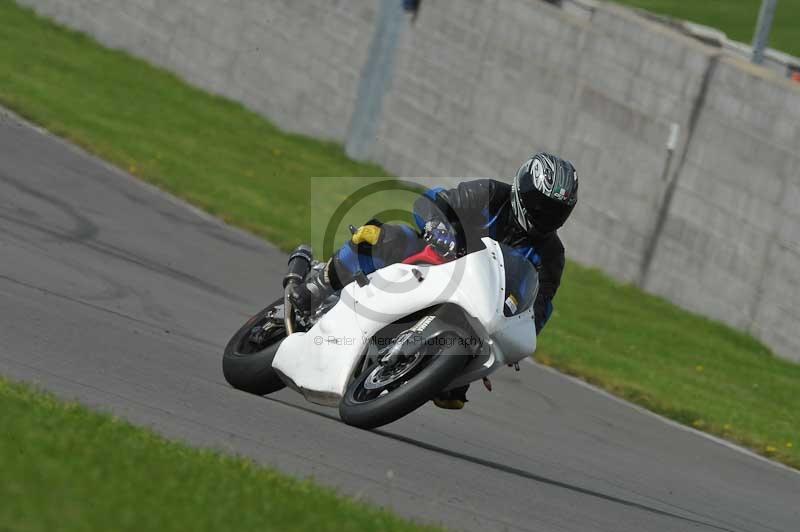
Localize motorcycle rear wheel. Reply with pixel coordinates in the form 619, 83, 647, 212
222, 298, 287, 395
339, 335, 467, 429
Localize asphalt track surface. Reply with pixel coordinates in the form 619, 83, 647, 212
1, 112, 798, 532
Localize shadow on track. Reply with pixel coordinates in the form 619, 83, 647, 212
264, 396, 748, 532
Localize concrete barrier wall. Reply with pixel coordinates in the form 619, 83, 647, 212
375, 1, 716, 287
647, 55, 800, 358
15, 0, 800, 361
17, 0, 378, 140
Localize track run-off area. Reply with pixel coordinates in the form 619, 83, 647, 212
0, 113, 798, 532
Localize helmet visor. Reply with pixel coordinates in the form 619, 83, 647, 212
519, 188, 575, 235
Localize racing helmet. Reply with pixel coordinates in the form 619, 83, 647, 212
511, 153, 578, 236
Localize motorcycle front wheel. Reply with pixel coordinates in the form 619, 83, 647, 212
339, 334, 468, 429
222, 298, 287, 396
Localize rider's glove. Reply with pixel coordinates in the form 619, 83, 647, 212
351, 225, 382, 246
423, 220, 457, 257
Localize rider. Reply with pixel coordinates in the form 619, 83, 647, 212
290, 152, 579, 409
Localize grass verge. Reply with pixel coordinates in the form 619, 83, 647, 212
535, 264, 799, 468
0, 378, 440, 532
0, 1, 388, 251
613, 0, 800, 57
0, 0, 797, 477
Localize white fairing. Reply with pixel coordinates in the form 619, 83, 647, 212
272, 238, 537, 406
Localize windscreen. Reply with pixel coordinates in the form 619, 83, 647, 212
500, 244, 540, 317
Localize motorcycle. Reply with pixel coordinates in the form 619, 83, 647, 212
222, 236, 539, 429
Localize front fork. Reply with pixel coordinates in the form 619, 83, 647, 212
282, 245, 314, 334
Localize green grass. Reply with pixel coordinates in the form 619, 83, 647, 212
535, 265, 800, 467
613, 0, 800, 57
0, 1, 389, 251
0, 378, 440, 532
0, 0, 797, 497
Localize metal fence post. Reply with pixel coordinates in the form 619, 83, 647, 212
752, 0, 778, 64
345, 0, 406, 162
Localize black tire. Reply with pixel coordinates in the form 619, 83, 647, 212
339, 337, 468, 429
223, 298, 287, 395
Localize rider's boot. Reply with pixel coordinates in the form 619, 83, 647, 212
433, 385, 469, 410
289, 261, 335, 316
